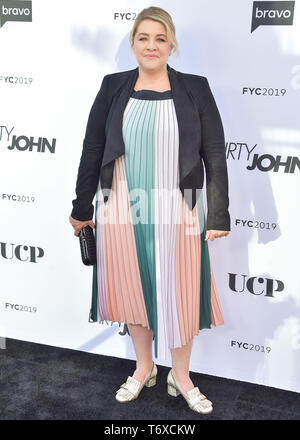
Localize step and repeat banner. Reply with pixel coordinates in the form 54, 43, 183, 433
1, 0, 299, 393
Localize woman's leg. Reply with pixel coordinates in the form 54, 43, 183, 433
170, 338, 196, 398
127, 324, 154, 385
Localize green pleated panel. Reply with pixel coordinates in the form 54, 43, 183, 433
197, 190, 212, 329
122, 98, 159, 357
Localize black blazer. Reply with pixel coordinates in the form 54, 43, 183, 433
71, 63, 230, 231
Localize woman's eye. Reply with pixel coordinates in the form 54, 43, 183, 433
139, 38, 166, 42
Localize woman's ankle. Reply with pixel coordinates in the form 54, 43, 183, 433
136, 360, 153, 372
133, 362, 153, 383
171, 368, 192, 383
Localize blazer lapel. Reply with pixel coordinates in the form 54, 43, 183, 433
168, 65, 202, 201
100, 68, 138, 197
100, 63, 202, 208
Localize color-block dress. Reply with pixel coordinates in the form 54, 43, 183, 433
90, 88, 224, 360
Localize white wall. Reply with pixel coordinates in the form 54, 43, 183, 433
0, 0, 299, 393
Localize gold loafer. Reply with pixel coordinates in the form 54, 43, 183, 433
167, 370, 213, 414
115, 362, 157, 402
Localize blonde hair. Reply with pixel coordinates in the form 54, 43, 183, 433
129, 6, 179, 56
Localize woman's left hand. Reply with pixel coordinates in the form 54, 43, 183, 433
205, 230, 230, 241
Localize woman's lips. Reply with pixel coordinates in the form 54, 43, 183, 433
144, 55, 158, 58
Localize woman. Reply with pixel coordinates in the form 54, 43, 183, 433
69, 6, 230, 415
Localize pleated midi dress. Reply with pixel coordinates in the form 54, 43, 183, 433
90, 88, 224, 360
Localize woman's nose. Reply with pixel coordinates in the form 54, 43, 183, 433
146, 39, 157, 50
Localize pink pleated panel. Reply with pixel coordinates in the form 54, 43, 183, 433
210, 258, 225, 326
175, 195, 201, 347
102, 156, 150, 328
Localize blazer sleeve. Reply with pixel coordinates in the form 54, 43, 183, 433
198, 77, 231, 231
71, 75, 110, 221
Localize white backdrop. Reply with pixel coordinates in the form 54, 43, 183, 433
0, 0, 299, 393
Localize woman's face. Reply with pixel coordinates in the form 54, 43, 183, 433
132, 19, 172, 72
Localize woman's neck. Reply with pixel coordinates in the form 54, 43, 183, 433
135, 65, 170, 91
138, 65, 168, 82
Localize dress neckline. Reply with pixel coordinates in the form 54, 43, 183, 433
133, 89, 171, 93
131, 89, 172, 101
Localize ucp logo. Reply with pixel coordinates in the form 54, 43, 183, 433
0, 0, 32, 28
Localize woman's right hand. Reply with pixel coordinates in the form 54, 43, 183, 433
69, 215, 95, 237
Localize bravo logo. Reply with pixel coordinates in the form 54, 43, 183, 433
251, 1, 295, 33
0, 0, 32, 28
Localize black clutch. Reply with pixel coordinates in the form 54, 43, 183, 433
79, 225, 96, 266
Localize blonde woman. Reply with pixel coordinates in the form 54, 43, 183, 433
70, 6, 230, 415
